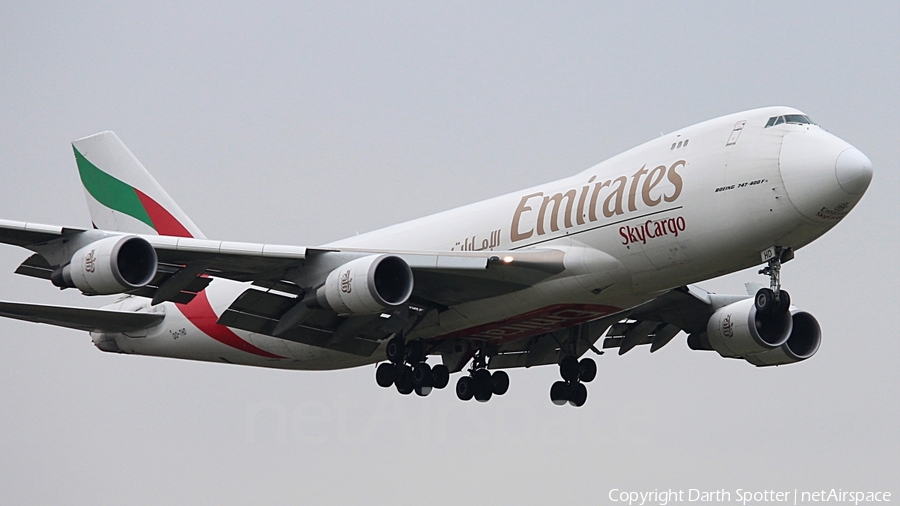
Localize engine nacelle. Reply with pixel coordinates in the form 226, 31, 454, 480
705, 297, 793, 358
53, 236, 158, 295
744, 310, 822, 366
316, 254, 413, 315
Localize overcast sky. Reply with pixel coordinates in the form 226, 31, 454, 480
0, 2, 897, 505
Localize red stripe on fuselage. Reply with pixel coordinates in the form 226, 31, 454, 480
177, 290, 285, 359
446, 304, 622, 344
134, 189, 193, 238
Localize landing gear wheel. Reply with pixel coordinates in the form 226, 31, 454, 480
412, 362, 433, 387
579, 358, 597, 383
386, 337, 406, 364
550, 381, 570, 406
414, 385, 432, 397
456, 376, 475, 401
474, 386, 493, 402
406, 339, 426, 364
755, 288, 776, 314
395, 366, 414, 395
491, 370, 510, 395
431, 364, 450, 389
560, 355, 580, 383
375, 362, 397, 388
472, 369, 493, 402
777, 290, 791, 313
568, 383, 588, 407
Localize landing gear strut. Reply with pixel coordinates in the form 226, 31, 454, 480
455, 350, 509, 403
375, 336, 450, 397
757, 247, 792, 314
546, 326, 599, 407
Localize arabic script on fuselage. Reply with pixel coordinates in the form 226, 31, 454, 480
452, 229, 502, 251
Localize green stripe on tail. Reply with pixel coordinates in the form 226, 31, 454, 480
73, 146, 155, 230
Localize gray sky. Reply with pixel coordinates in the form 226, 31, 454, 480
0, 2, 897, 504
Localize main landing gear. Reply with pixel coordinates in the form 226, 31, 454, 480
455, 351, 509, 403
550, 355, 596, 407
375, 337, 450, 397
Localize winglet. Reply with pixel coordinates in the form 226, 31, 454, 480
72, 131, 205, 239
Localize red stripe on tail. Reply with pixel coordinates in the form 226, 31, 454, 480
134, 189, 193, 238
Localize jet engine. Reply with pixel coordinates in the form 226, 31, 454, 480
316, 254, 413, 315
705, 297, 793, 358
51, 235, 158, 295
744, 310, 822, 366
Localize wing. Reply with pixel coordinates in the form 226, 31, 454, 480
1, 218, 565, 305
483, 285, 748, 371
0, 300, 163, 333
1, 219, 567, 356
599, 284, 747, 355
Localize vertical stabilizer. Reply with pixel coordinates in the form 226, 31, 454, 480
72, 131, 205, 239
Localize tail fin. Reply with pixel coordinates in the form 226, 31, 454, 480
72, 131, 205, 239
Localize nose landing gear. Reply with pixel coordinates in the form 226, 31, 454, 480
757, 246, 794, 314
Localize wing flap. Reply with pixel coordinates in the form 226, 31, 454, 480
216, 289, 381, 357
15, 253, 54, 280
0, 301, 164, 333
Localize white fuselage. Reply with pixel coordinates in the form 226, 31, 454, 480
95, 106, 869, 370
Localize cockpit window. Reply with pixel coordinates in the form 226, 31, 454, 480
784, 114, 812, 124
765, 114, 815, 128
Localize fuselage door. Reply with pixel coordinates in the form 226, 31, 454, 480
726, 120, 747, 146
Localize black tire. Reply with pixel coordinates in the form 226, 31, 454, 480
474, 387, 493, 402
386, 337, 406, 364
755, 288, 776, 314
560, 355, 580, 382
395, 366, 414, 395
550, 381, 569, 406
431, 364, 450, 389
777, 290, 791, 314
375, 362, 397, 388
491, 370, 510, 395
472, 369, 493, 402
414, 385, 432, 397
406, 339, 426, 364
579, 358, 597, 383
568, 382, 588, 407
456, 376, 475, 401
412, 362, 433, 387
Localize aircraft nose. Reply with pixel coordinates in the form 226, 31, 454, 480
834, 147, 873, 196
779, 130, 873, 222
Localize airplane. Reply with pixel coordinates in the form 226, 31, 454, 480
0, 106, 873, 407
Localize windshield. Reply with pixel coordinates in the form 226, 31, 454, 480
766, 114, 815, 128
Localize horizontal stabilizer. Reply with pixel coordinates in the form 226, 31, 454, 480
0, 301, 164, 333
